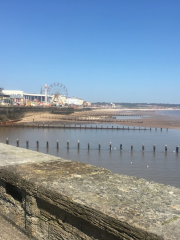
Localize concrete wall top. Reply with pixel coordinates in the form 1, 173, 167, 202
0, 143, 70, 167
0, 143, 180, 239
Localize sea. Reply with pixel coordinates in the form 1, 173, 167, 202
0, 110, 180, 188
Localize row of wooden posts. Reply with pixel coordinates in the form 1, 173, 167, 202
0, 122, 169, 132
2, 123, 169, 133
5, 138, 179, 153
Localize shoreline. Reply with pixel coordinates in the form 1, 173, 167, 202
17, 108, 180, 130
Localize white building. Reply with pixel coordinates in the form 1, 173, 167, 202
66, 97, 83, 106
2, 90, 52, 103
2, 90, 84, 106
2, 90, 24, 99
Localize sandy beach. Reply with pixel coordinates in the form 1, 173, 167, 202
18, 108, 180, 130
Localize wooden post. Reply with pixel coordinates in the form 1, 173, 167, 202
165, 145, 167, 152
88, 142, 90, 150
26, 141, 29, 148
17, 139, 19, 147
37, 141, 39, 148
57, 140, 59, 149
78, 140, 80, 149
99, 142, 101, 150
131, 145, 133, 151
153, 145, 156, 152
46, 141, 49, 148
6, 138, 9, 144
109, 142, 112, 151
67, 140, 69, 149
176, 146, 179, 153
142, 144, 144, 152
120, 144, 122, 151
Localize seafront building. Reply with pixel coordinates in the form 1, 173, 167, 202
66, 96, 84, 106
1, 90, 51, 105
0, 89, 84, 107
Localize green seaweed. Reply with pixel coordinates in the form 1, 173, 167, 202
162, 217, 179, 225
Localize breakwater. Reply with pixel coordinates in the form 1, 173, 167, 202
0, 143, 180, 239
5, 137, 179, 153
1, 122, 150, 130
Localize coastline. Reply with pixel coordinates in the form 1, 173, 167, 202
18, 108, 180, 130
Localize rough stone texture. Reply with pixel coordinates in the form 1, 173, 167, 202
0, 214, 30, 240
0, 143, 180, 239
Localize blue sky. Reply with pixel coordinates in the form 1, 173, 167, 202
0, 0, 180, 103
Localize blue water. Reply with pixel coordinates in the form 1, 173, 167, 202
113, 115, 149, 120
0, 125, 180, 188
157, 110, 180, 118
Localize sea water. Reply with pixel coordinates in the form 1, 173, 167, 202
0, 121, 180, 188
157, 109, 180, 118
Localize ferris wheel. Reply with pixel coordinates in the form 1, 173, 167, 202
48, 83, 68, 104
49, 83, 68, 97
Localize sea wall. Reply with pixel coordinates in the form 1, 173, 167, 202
0, 143, 180, 239
0, 106, 74, 121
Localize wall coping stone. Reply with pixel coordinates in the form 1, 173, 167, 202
0, 143, 180, 239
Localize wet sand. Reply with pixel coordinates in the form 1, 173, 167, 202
19, 109, 180, 130
119, 111, 180, 129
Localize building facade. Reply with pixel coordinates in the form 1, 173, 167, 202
1, 90, 84, 107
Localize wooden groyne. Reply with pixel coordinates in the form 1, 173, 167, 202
40, 115, 144, 123
0, 122, 152, 130
5, 138, 179, 153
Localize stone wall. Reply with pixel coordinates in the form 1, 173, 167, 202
0, 143, 180, 239
0, 106, 74, 121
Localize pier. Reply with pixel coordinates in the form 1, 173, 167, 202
0, 143, 180, 239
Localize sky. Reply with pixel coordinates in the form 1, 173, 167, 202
0, 0, 180, 103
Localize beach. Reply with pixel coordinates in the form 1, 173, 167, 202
18, 108, 180, 130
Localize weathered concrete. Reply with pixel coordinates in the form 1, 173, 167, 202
0, 143, 180, 239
